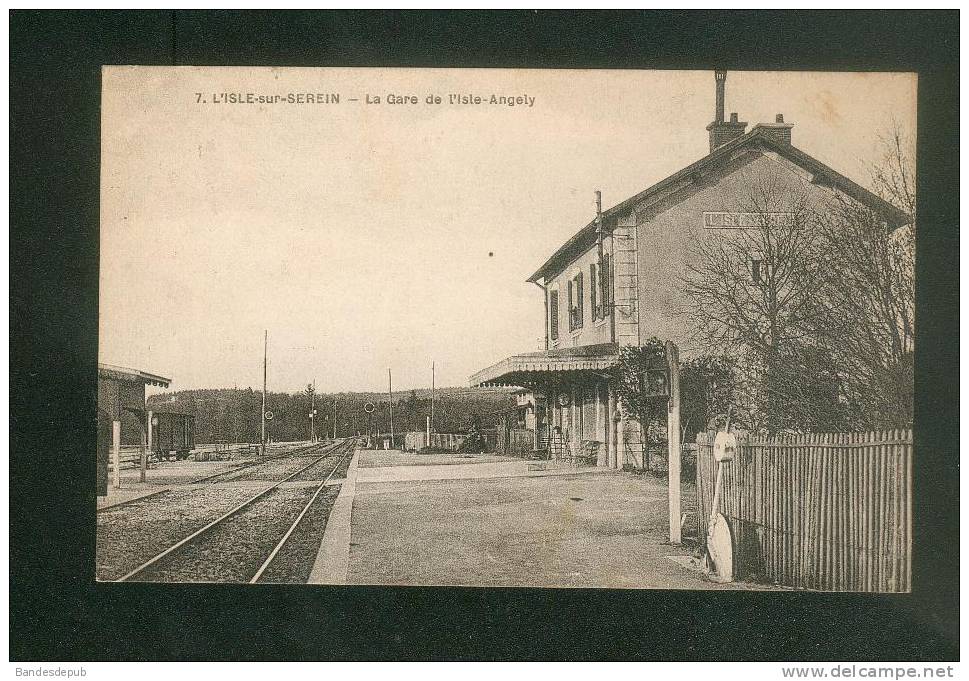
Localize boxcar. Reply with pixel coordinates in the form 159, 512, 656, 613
150, 411, 196, 460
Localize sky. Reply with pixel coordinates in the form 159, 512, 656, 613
99, 67, 916, 394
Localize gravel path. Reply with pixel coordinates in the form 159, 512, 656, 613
96, 486, 258, 581
134, 485, 316, 583
255, 485, 341, 583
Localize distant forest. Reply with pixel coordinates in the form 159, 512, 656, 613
147, 386, 516, 444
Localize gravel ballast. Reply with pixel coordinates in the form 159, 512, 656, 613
289, 445, 353, 482
134, 485, 316, 583
97, 486, 260, 581
255, 484, 341, 583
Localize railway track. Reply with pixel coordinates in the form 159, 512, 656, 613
190, 439, 341, 484
97, 440, 342, 515
190, 440, 343, 485
115, 439, 356, 583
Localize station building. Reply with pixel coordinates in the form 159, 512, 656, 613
471, 70, 910, 468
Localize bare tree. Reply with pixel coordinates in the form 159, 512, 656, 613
814, 126, 915, 428
681, 168, 842, 433
680, 128, 915, 432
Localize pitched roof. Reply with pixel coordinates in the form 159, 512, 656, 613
527, 127, 913, 284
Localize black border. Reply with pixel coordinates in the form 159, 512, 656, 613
10, 10, 959, 661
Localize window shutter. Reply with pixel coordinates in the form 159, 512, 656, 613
567, 280, 573, 331
590, 263, 598, 320
549, 291, 559, 340
576, 272, 584, 328
602, 254, 611, 311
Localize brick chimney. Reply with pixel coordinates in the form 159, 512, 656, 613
706, 70, 747, 152
753, 114, 794, 145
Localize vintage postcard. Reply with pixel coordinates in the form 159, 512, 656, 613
97, 66, 916, 591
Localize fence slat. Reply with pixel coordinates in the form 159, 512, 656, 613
695, 429, 911, 592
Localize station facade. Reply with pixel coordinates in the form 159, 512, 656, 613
471, 71, 910, 469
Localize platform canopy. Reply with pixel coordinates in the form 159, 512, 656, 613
470, 343, 620, 389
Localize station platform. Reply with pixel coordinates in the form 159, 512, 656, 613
307, 448, 756, 590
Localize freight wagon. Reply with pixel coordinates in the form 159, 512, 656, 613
149, 410, 196, 460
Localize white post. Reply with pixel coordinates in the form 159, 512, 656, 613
112, 420, 121, 489
596, 382, 607, 467
426, 415, 431, 450
571, 384, 578, 459
607, 384, 618, 469
143, 410, 152, 483
388, 368, 394, 448
666, 340, 682, 545
261, 330, 267, 455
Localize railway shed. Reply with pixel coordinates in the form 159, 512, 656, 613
97, 363, 171, 495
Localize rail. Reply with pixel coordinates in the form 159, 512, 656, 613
115, 439, 352, 582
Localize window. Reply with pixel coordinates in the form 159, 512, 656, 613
549, 290, 559, 341
750, 256, 770, 284
590, 263, 598, 320
569, 271, 584, 331
591, 256, 611, 320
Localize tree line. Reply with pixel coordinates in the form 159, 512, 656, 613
147, 385, 516, 444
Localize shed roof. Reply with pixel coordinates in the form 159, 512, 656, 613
527, 127, 912, 284
98, 363, 171, 388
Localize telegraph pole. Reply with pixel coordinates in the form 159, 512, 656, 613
388, 368, 395, 448
261, 330, 267, 454
595, 189, 604, 269
430, 361, 435, 436
310, 379, 316, 443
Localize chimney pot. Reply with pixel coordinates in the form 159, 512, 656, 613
706, 70, 747, 152
776, 114, 784, 123
714, 71, 726, 123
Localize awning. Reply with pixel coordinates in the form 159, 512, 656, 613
470, 343, 620, 388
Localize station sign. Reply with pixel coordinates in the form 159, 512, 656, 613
702, 211, 793, 229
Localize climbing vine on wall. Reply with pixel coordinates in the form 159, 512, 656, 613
614, 338, 670, 468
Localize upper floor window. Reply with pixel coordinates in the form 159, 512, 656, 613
749, 250, 770, 285
591, 254, 611, 321
750, 258, 763, 284
590, 263, 598, 320
549, 290, 559, 341
568, 271, 584, 332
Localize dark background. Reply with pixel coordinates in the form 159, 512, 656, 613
10, 10, 959, 661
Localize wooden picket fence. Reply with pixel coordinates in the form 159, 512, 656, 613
696, 429, 912, 592
401, 430, 499, 452
105, 445, 144, 471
